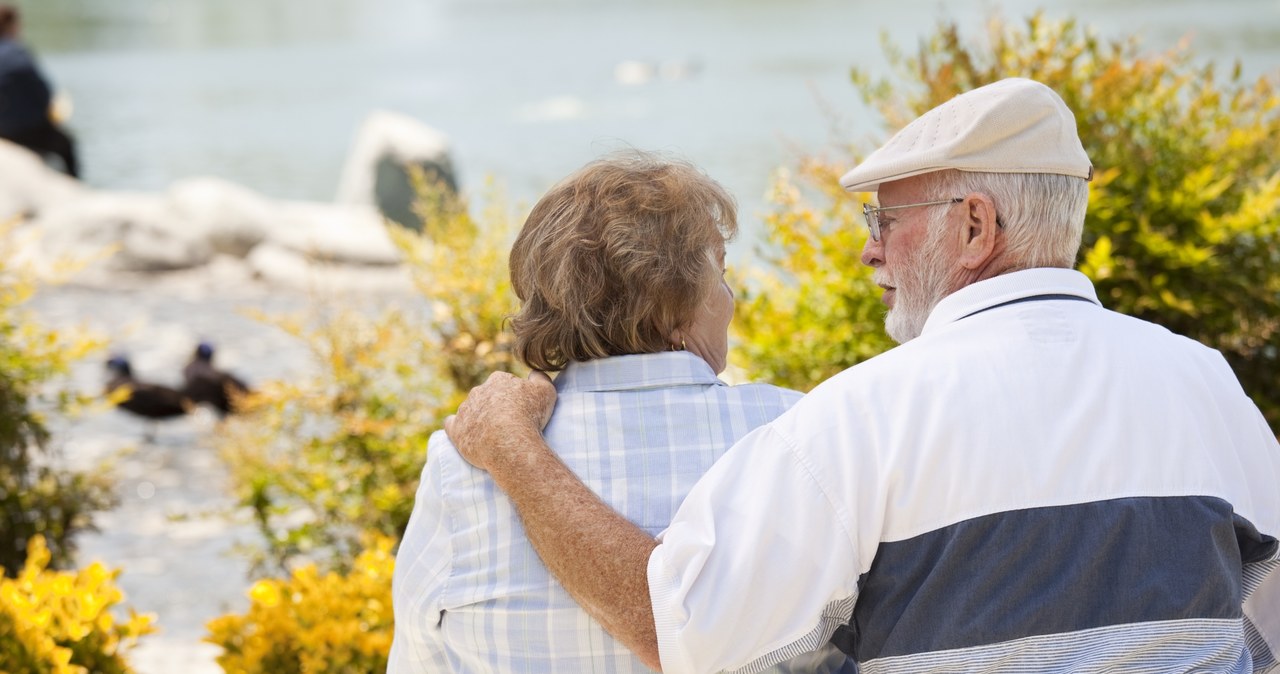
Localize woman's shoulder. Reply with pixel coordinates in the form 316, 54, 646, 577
424, 427, 496, 492
720, 380, 805, 414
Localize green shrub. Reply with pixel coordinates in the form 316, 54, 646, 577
0, 535, 155, 674
736, 13, 1280, 436
218, 306, 450, 573
218, 183, 524, 573
0, 223, 115, 576
730, 161, 893, 390
863, 13, 1280, 433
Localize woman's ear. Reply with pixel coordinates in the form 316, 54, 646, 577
957, 192, 1000, 270
667, 328, 685, 351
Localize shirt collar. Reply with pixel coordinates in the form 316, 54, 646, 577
921, 268, 1101, 336
553, 351, 725, 393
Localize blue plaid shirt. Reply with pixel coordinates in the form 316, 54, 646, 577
390, 351, 807, 672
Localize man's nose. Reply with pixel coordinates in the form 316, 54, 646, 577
860, 234, 883, 268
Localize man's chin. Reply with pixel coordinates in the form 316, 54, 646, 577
885, 309, 923, 344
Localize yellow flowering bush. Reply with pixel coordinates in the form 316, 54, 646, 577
0, 535, 154, 674
204, 535, 395, 674
393, 175, 525, 401
219, 305, 452, 574
730, 161, 894, 390
850, 12, 1280, 432
0, 221, 114, 576
218, 180, 524, 573
736, 14, 1280, 439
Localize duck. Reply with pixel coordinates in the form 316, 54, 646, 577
181, 342, 251, 416
105, 355, 191, 440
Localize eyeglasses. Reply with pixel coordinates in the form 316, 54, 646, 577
862, 197, 963, 242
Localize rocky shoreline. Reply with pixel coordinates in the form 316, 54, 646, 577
2, 109, 455, 291
7, 110, 456, 673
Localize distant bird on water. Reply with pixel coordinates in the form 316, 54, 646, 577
105, 355, 191, 440
181, 342, 251, 416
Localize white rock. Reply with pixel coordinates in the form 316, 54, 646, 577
0, 139, 86, 221
246, 241, 411, 293
267, 200, 401, 266
32, 191, 213, 272
166, 177, 272, 257
334, 110, 456, 230
244, 242, 313, 287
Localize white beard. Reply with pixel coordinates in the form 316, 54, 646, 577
879, 222, 963, 344
884, 288, 934, 343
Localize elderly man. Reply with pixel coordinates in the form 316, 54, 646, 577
443, 78, 1280, 673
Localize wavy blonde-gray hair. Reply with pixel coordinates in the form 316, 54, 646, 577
510, 151, 737, 371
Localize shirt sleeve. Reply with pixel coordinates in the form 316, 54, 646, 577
648, 424, 863, 674
389, 430, 456, 672
1244, 557, 1280, 673
1241, 404, 1280, 673
1221, 356, 1280, 673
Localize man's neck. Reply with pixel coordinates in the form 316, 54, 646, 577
954, 252, 1019, 290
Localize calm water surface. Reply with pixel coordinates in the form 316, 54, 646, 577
11, 0, 1280, 255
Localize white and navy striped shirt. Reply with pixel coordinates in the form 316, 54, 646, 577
650, 268, 1280, 673
390, 351, 817, 673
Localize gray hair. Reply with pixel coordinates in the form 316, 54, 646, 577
920, 170, 1089, 269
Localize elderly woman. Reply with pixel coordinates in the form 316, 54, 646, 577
390, 152, 847, 672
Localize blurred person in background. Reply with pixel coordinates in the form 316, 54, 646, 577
390, 150, 852, 673
0, 3, 78, 178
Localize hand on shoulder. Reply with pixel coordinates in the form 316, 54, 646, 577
445, 370, 557, 472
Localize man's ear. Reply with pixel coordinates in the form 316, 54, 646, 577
957, 192, 1000, 270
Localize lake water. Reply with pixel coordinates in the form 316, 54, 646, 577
14, 0, 1280, 259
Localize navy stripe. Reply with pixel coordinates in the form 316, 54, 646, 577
848, 496, 1253, 661
958, 293, 1094, 320
1236, 514, 1279, 566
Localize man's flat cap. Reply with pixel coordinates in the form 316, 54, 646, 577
839, 78, 1093, 193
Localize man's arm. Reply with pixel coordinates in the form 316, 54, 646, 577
444, 371, 663, 670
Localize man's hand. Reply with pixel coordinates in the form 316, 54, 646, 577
444, 368, 661, 669
445, 370, 557, 472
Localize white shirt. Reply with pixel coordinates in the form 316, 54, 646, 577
390, 351, 811, 673
648, 268, 1280, 674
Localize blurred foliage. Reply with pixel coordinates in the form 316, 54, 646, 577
218, 178, 523, 574
0, 222, 116, 577
205, 534, 394, 674
218, 305, 447, 574
0, 535, 154, 674
737, 13, 1280, 435
862, 13, 1280, 433
394, 172, 525, 399
730, 163, 894, 389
